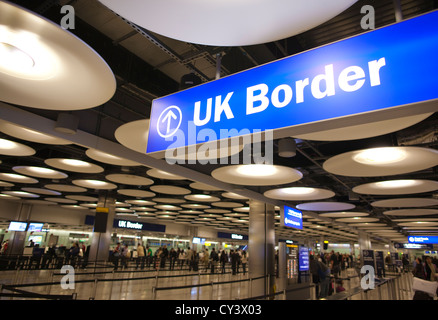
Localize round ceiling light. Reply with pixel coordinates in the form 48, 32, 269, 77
2, 191, 39, 198
105, 174, 154, 186
72, 179, 117, 190
150, 185, 191, 195
44, 184, 86, 193
147, 168, 185, 180
0, 138, 35, 156
296, 202, 355, 211
211, 164, 302, 186
335, 217, 379, 223
117, 189, 155, 198
264, 187, 335, 201
353, 179, 438, 195
371, 198, 438, 208
0, 173, 38, 184
0, 1, 116, 110
153, 198, 186, 204
383, 209, 438, 216
86, 149, 139, 166
0, 120, 71, 145
323, 146, 438, 177
21, 187, 61, 196
318, 211, 369, 218
45, 158, 103, 173
98, 0, 357, 46
184, 194, 221, 202
189, 182, 222, 191
13, 166, 67, 179
293, 113, 433, 141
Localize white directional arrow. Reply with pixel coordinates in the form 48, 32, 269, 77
161, 110, 177, 135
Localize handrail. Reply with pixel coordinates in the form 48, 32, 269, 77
0, 284, 76, 300
245, 283, 315, 300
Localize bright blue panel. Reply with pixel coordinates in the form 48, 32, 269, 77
283, 206, 303, 230
147, 11, 438, 154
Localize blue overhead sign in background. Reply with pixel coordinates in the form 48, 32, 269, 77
281, 206, 303, 230
147, 11, 438, 154
408, 236, 438, 244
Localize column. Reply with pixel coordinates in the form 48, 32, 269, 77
248, 200, 275, 298
7, 203, 32, 256
358, 231, 371, 267
88, 193, 116, 262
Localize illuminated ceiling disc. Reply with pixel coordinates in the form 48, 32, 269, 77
264, 187, 335, 201
2, 191, 39, 198
335, 217, 379, 223
0, 120, 71, 145
296, 202, 355, 211
45, 158, 103, 173
0, 181, 14, 187
319, 211, 369, 218
98, 0, 357, 46
66, 195, 98, 202
189, 182, 222, 191
150, 185, 191, 195
115, 119, 150, 154
323, 146, 438, 177
352, 179, 438, 195
117, 189, 155, 198
12, 166, 67, 179
211, 165, 302, 186
222, 192, 248, 200
293, 113, 433, 141
383, 209, 438, 216
349, 223, 388, 228
147, 168, 185, 180
211, 202, 244, 208
153, 198, 186, 204
21, 187, 61, 196
398, 221, 438, 227
45, 184, 86, 193
184, 194, 220, 202
72, 179, 117, 190
165, 141, 245, 162
86, 148, 139, 166
105, 174, 154, 186
45, 197, 77, 204
371, 198, 438, 208
0, 138, 35, 156
0, 173, 38, 184
0, 1, 116, 110
125, 199, 156, 206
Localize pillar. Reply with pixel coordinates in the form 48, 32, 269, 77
7, 203, 32, 255
248, 200, 275, 297
88, 193, 116, 262
358, 231, 371, 267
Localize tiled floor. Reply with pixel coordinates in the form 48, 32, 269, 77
0, 266, 415, 300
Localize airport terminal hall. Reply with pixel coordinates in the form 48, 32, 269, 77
1, 0, 438, 305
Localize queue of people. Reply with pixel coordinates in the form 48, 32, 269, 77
111, 243, 249, 275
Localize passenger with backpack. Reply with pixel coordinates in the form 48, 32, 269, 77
318, 256, 331, 299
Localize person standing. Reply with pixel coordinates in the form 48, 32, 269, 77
241, 251, 248, 275
169, 248, 177, 271
220, 250, 228, 274
136, 243, 145, 270
230, 250, 239, 275
210, 248, 219, 274
186, 247, 194, 271
309, 255, 320, 298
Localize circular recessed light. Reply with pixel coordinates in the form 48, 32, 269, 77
13, 166, 67, 179
296, 202, 355, 211
264, 187, 334, 201
0, 193, 20, 200
45, 197, 77, 204
154, 205, 182, 211
72, 179, 117, 190
45, 184, 86, 193
0, 120, 71, 145
21, 187, 61, 196
114, 119, 150, 154
383, 209, 438, 216
293, 113, 433, 141
86, 148, 139, 166
45, 158, 104, 173
189, 182, 222, 191
0, 173, 38, 184
0, 138, 35, 156
61, 205, 88, 210
371, 198, 438, 208
117, 189, 155, 198
211, 164, 302, 186
66, 195, 98, 202
335, 217, 379, 223
181, 204, 210, 209
146, 168, 185, 180
150, 185, 191, 195
353, 179, 438, 195
153, 198, 186, 204
125, 199, 157, 206
222, 192, 248, 200
212, 202, 244, 208
0, 1, 116, 110
105, 174, 154, 186
99, 0, 357, 46
184, 194, 220, 202
2, 191, 39, 198
319, 211, 369, 218
323, 147, 438, 177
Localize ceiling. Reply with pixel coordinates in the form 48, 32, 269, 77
1, 0, 438, 245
